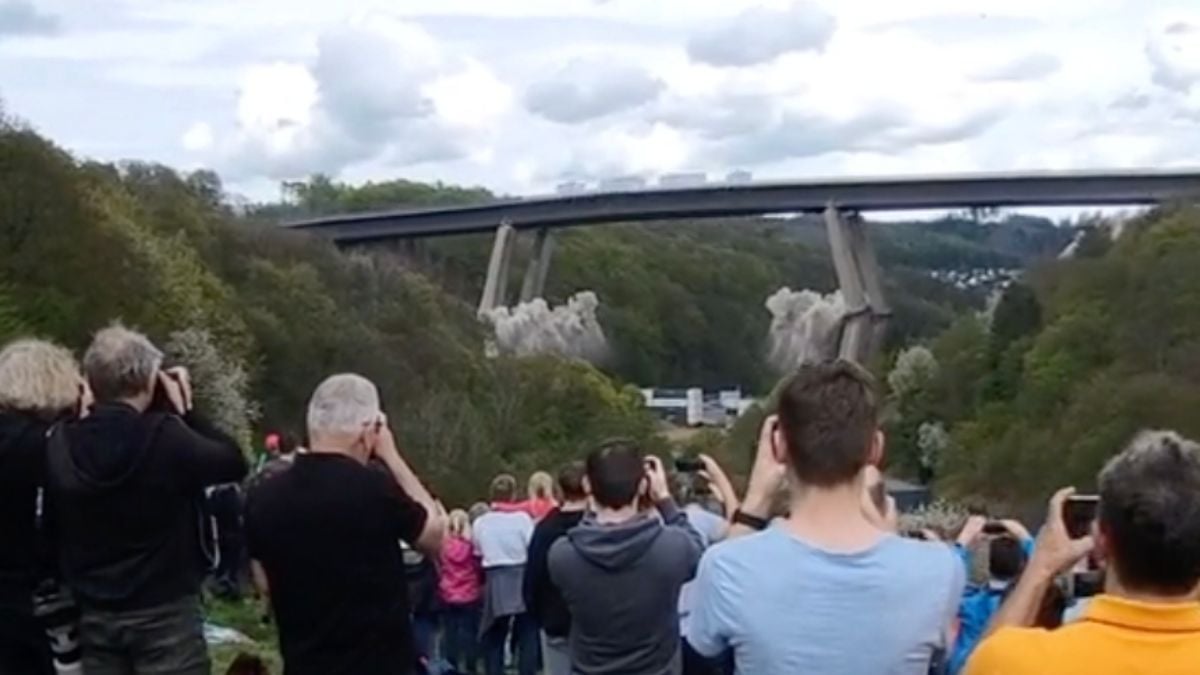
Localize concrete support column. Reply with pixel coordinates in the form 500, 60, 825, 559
518, 227, 554, 304
825, 205, 890, 364
826, 205, 870, 363
846, 213, 892, 358
478, 221, 516, 315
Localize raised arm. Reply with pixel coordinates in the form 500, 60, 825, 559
728, 415, 788, 539
647, 456, 704, 572
159, 368, 248, 487
373, 420, 446, 555
984, 488, 1093, 638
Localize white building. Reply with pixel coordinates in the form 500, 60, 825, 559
640, 387, 754, 427
659, 172, 707, 188
599, 176, 647, 192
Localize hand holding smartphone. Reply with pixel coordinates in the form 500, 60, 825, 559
1063, 495, 1099, 539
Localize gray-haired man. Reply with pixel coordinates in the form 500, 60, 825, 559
46, 324, 248, 675
245, 373, 446, 675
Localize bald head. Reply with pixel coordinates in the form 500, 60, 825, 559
306, 374, 381, 451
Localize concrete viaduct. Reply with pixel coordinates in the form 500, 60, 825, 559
284, 169, 1200, 364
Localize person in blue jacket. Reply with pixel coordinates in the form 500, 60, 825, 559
949, 516, 1034, 674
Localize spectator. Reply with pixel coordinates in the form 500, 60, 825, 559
549, 441, 704, 675
440, 509, 483, 675
45, 325, 248, 675
403, 541, 441, 665
687, 361, 964, 674
948, 516, 1032, 673
675, 455, 738, 675
472, 475, 537, 675
206, 483, 248, 600
224, 652, 270, 675
522, 471, 558, 521
251, 431, 300, 486
244, 373, 445, 675
524, 462, 588, 675
966, 430, 1200, 674
0, 339, 86, 675
468, 502, 490, 524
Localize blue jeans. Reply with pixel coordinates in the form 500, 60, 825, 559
442, 603, 480, 674
482, 613, 537, 675
413, 611, 440, 663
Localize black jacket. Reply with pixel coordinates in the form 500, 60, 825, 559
46, 403, 247, 610
0, 412, 52, 610
524, 507, 585, 638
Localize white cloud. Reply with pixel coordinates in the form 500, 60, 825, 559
687, 1, 835, 67
2, 0, 1198, 198
181, 121, 214, 151
525, 59, 663, 123
198, 15, 511, 180
1146, 18, 1200, 93
973, 52, 1060, 82
0, 0, 58, 37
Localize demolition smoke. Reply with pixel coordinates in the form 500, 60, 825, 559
483, 291, 608, 363
764, 287, 845, 372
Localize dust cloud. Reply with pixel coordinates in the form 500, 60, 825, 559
764, 287, 844, 372
483, 291, 608, 362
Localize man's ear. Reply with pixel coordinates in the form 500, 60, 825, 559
867, 430, 886, 467
771, 419, 787, 465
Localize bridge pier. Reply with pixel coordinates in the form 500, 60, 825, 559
478, 221, 516, 315
519, 227, 554, 303
825, 205, 891, 364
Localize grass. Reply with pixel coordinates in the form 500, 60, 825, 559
204, 594, 283, 674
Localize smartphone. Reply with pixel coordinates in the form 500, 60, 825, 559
1063, 495, 1099, 539
674, 457, 704, 473
982, 521, 1008, 536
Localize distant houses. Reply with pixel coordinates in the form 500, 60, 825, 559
555, 170, 754, 196
640, 386, 755, 427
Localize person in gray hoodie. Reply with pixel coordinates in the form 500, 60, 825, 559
548, 439, 704, 675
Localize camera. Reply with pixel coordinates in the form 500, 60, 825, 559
674, 457, 704, 473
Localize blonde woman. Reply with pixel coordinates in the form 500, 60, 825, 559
0, 338, 86, 675
522, 471, 558, 521
439, 509, 482, 674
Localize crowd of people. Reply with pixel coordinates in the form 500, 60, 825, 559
4, 326, 1200, 675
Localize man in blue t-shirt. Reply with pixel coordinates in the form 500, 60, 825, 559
687, 361, 965, 674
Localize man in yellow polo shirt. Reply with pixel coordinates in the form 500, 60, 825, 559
966, 430, 1200, 675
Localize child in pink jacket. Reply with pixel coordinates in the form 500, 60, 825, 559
439, 510, 483, 674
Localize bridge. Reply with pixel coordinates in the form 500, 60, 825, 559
284, 169, 1200, 365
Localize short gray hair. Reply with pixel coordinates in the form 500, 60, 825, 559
306, 373, 381, 438
1098, 430, 1200, 594
84, 324, 162, 402
0, 339, 81, 418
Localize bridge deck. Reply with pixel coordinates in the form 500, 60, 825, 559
284, 170, 1200, 242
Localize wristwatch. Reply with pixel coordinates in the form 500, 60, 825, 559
732, 508, 770, 531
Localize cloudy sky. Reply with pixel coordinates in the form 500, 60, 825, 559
1, 0, 1198, 200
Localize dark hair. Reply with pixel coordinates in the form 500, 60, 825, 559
1098, 430, 1200, 595
558, 461, 587, 501
490, 474, 518, 503
1034, 581, 1066, 629
988, 536, 1026, 581
776, 360, 879, 486
278, 431, 298, 455
586, 438, 646, 509
225, 653, 270, 675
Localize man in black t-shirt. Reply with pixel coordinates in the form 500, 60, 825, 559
245, 374, 446, 675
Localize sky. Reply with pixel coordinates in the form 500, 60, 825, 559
1, 0, 1199, 201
